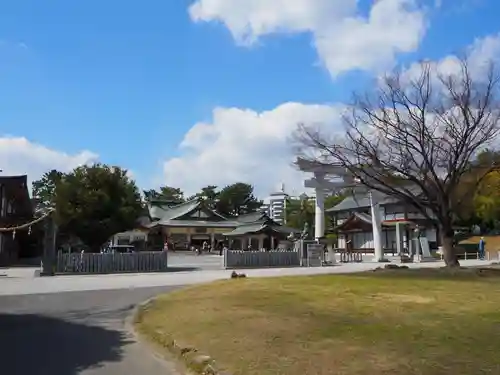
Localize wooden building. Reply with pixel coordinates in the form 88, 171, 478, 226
223, 211, 297, 250
328, 192, 439, 253
144, 199, 297, 250
0, 175, 33, 265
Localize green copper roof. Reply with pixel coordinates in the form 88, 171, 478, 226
147, 220, 238, 229
233, 211, 267, 223
148, 199, 227, 221
223, 222, 264, 236
149, 200, 199, 221
223, 219, 298, 236
146, 200, 298, 235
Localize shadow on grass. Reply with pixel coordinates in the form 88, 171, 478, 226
0, 312, 132, 375
354, 266, 500, 282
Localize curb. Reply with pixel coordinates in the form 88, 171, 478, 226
129, 292, 233, 375
126, 297, 189, 375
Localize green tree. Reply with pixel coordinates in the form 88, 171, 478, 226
285, 196, 314, 231
474, 171, 500, 229
54, 164, 143, 252
159, 186, 185, 203
143, 186, 185, 203
143, 189, 160, 201
453, 150, 500, 229
285, 193, 345, 232
325, 194, 345, 230
32, 169, 64, 212
217, 183, 262, 216
188, 185, 220, 209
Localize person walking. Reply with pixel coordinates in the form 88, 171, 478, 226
479, 237, 486, 260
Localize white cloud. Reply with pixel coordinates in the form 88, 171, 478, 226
402, 33, 500, 82
189, 0, 427, 77
0, 136, 98, 188
162, 102, 344, 196
161, 29, 500, 198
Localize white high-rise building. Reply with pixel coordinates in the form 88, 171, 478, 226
261, 183, 288, 224
261, 184, 316, 225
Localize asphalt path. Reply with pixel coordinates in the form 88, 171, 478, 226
0, 286, 183, 375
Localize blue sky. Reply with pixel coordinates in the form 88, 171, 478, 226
0, 0, 499, 197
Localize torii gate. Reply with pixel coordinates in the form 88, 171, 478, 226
296, 157, 386, 262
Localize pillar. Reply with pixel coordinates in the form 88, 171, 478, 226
369, 191, 384, 262
210, 232, 215, 249
41, 216, 57, 276
271, 236, 275, 250
395, 222, 404, 255
186, 229, 191, 248
258, 236, 264, 250
314, 186, 325, 241
414, 229, 421, 259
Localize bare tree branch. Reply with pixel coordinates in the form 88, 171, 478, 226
294, 57, 500, 267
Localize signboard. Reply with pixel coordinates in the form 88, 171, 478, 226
419, 237, 432, 257
307, 244, 324, 267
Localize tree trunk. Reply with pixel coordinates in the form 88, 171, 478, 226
440, 225, 460, 267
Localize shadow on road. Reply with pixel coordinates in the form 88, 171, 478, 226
0, 312, 132, 375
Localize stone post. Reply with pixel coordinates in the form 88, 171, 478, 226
210, 232, 215, 250
369, 191, 384, 262
41, 215, 57, 276
314, 189, 325, 241
395, 222, 404, 255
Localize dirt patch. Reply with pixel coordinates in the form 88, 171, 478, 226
371, 293, 434, 304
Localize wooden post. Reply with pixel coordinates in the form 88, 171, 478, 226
41, 215, 57, 276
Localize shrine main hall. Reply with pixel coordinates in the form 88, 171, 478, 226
141, 199, 296, 250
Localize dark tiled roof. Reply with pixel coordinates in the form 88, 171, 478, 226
327, 185, 422, 212
352, 212, 373, 224
332, 212, 393, 231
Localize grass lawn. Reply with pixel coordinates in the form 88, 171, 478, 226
135, 269, 500, 375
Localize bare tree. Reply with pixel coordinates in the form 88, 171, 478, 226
295, 58, 500, 267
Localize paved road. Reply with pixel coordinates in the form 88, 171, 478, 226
0, 258, 494, 296
0, 286, 183, 375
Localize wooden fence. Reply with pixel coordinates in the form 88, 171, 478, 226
224, 249, 300, 269
56, 251, 168, 274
